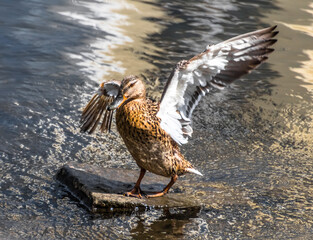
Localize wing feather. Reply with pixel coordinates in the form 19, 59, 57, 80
157, 26, 278, 145
80, 80, 121, 134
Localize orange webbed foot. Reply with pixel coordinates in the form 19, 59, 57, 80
145, 175, 178, 198
145, 191, 167, 198
123, 187, 145, 199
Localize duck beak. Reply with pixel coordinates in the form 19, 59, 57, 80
108, 95, 127, 110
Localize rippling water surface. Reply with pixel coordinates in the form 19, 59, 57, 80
1, 0, 312, 239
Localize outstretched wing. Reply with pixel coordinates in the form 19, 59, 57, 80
157, 25, 278, 145
80, 80, 121, 134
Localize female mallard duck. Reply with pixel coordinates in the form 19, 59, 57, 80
80, 26, 278, 198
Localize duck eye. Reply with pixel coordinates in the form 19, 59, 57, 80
128, 80, 137, 89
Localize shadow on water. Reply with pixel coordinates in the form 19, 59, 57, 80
129, 207, 201, 240
0, 0, 313, 239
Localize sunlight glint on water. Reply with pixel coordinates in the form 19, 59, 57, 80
58, 0, 167, 83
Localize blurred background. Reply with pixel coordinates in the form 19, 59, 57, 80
0, 0, 312, 239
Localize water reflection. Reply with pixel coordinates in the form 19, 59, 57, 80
261, 0, 313, 157
59, 0, 167, 82
292, 50, 313, 96
129, 208, 201, 239
275, 2, 313, 97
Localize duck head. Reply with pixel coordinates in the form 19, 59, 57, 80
108, 75, 146, 110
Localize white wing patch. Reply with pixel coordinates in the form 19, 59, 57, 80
157, 70, 190, 144
157, 26, 278, 145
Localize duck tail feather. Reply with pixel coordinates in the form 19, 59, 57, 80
186, 168, 203, 176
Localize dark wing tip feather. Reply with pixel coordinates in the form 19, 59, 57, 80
262, 25, 277, 34
271, 31, 279, 38
249, 57, 266, 68
268, 38, 278, 46
266, 48, 275, 54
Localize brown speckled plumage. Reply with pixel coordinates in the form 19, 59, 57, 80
116, 96, 192, 178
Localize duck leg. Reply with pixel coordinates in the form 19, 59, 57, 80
124, 168, 146, 198
146, 174, 178, 198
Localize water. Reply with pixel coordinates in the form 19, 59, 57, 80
0, 0, 312, 239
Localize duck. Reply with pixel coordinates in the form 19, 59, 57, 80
80, 26, 278, 198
